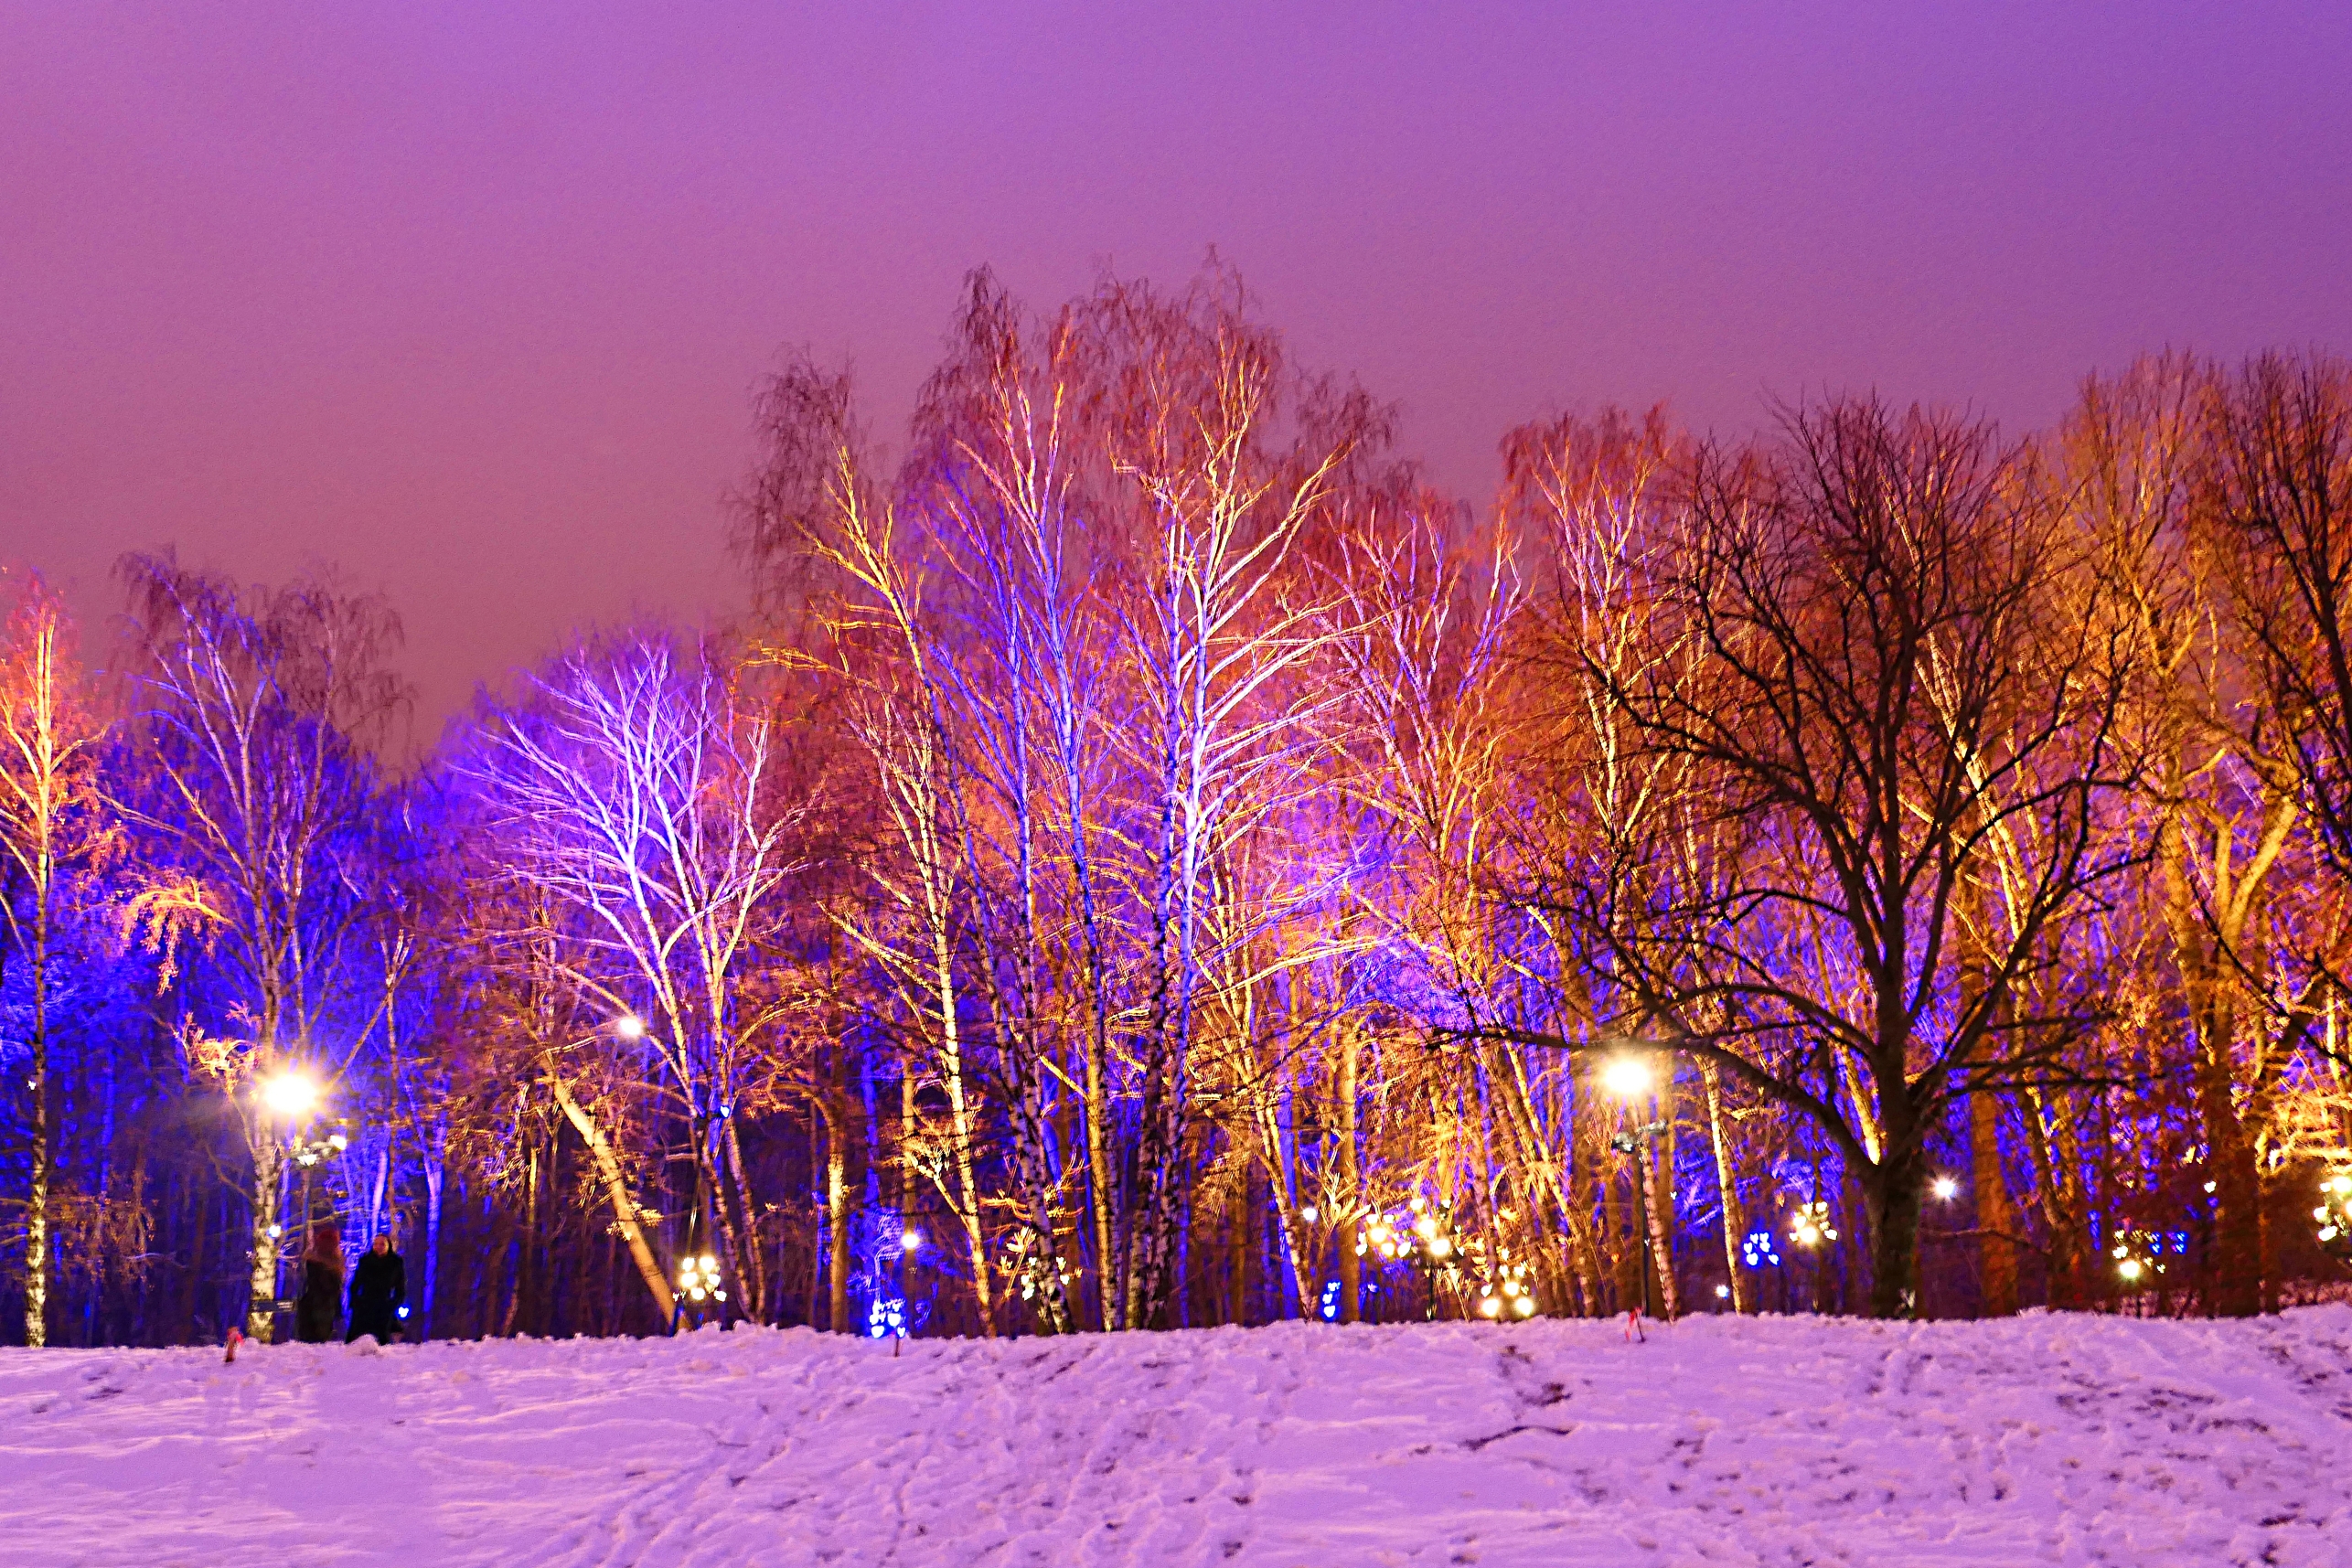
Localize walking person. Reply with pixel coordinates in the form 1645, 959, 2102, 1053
346, 1232, 407, 1344
294, 1220, 344, 1343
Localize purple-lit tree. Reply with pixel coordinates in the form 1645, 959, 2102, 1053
115, 554, 403, 1341
455, 632, 811, 1320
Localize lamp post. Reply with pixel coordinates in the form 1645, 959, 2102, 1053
617, 1012, 737, 1335
1789, 1198, 1840, 1314
897, 1225, 924, 1357
667, 1109, 732, 1335
1600, 1051, 1668, 1326
260, 1067, 345, 1339
1362, 1197, 1465, 1321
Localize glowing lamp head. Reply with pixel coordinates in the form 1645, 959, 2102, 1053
262, 1071, 319, 1119
1599, 1054, 1654, 1101
614, 1013, 647, 1040
900, 1229, 924, 1253
1931, 1176, 1959, 1201
2118, 1258, 2144, 1282
1479, 1295, 1501, 1317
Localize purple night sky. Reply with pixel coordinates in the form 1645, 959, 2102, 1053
5, 3, 2348, 740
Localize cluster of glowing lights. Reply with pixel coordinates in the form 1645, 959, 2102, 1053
677, 1252, 725, 1306
292, 1129, 348, 1168
2315, 1174, 2352, 1258
1789, 1200, 1837, 1250
1740, 1228, 1781, 1268
1477, 1261, 1537, 1319
2110, 1230, 2165, 1285
1008, 1233, 1074, 1304
1363, 1195, 1459, 1264
1359, 1196, 1538, 1318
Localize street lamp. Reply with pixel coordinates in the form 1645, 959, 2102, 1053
1363, 1197, 1467, 1320
1602, 1051, 1667, 1326
258, 1067, 345, 1339
898, 1225, 925, 1353
615, 1013, 732, 1336
1931, 1175, 1960, 1201
1789, 1199, 1840, 1314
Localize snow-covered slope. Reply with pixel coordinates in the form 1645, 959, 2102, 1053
5, 1307, 2349, 1567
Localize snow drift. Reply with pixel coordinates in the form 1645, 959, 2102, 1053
4, 1307, 2349, 1566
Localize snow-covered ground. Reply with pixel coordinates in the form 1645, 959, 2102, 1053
5, 1307, 2350, 1567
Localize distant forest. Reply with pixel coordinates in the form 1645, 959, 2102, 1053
5, 265, 2351, 1348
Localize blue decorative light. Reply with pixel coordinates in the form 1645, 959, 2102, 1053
1741, 1229, 1782, 1268
1319, 1280, 1342, 1321
867, 1296, 907, 1339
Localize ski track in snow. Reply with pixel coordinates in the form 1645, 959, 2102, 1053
4, 1307, 2349, 1567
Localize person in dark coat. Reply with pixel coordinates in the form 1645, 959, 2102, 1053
346, 1233, 406, 1344
294, 1220, 344, 1343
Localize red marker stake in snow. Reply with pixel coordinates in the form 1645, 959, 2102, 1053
223, 1328, 243, 1364
1622, 1309, 1645, 1344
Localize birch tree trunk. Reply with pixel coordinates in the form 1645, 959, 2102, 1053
549, 1074, 673, 1322
1704, 1063, 1748, 1314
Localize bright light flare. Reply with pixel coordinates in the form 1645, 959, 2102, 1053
1931, 1176, 1959, 1201
901, 1228, 925, 1253
262, 1071, 319, 1119
1599, 1054, 1654, 1101
614, 1014, 647, 1040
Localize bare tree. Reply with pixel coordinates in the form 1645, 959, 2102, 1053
456, 633, 809, 1320
1481, 400, 2137, 1317
0, 572, 112, 1346
115, 553, 402, 1340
